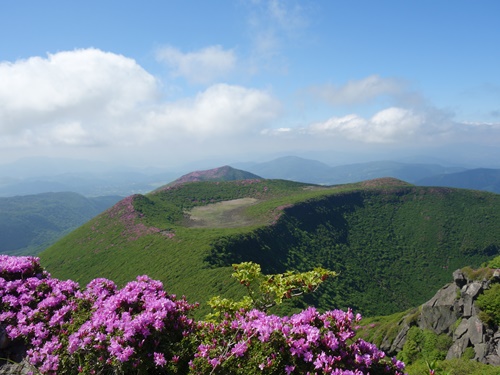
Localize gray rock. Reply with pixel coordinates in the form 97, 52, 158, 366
0, 359, 33, 375
462, 281, 483, 299
453, 269, 467, 288
426, 283, 458, 307
446, 335, 470, 360
419, 304, 459, 334
453, 318, 469, 340
468, 316, 484, 345
462, 281, 483, 318
389, 322, 411, 354
419, 283, 461, 334
474, 343, 489, 362
486, 352, 500, 366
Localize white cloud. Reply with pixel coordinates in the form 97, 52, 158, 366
308, 107, 439, 143
145, 84, 281, 140
156, 45, 236, 84
311, 75, 406, 106
0, 48, 158, 142
0, 49, 281, 152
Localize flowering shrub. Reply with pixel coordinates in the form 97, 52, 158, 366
0, 255, 80, 373
191, 307, 405, 374
67, 276, 196, 374
0, 256, 406, 374
0, 255, 196, 374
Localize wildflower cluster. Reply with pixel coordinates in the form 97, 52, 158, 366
0, 255, 195, 374
191, 307, 405, 375
1, 256, 405, 375
0, 255, 80, 373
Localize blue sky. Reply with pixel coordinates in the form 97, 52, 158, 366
1, 0, 499, 169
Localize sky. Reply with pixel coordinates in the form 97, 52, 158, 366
1, 0, 500, 170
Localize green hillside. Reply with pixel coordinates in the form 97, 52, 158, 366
40, 178, 500, 317
0, 192, 121, 255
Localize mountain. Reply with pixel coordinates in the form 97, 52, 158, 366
233, 156, 465, 185
40, 177, 500, 318
236, 156, 332, 183
417, 168, 500, 193
0, 192, 122, 256
167, 165, 262, 186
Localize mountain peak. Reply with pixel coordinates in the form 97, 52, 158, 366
166, 166, 262, 187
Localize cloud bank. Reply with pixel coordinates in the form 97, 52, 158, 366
0, 46, 498, 166
0, 48, 280, 152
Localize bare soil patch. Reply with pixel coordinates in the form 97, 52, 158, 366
185, 198, 260, 228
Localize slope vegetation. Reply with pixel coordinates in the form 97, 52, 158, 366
0, 192, 121, 255
40, 178, 500, 318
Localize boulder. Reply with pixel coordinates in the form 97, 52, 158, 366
462, 281, 483, 318
468, 316, 484, 345
418, 283, 460, 334
446, 335, 470, 360
453, 269, 467, 288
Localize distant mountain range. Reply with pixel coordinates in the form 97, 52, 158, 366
1, 155, 499, 197
0, 192, 121, 255
417, 168, 500, 193
232, 156, 500, 193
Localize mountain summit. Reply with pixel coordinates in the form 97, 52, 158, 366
167, 166, 261, 187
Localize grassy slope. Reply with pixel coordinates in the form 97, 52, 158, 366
40, 179, 500, 317
0, 192, 121, 255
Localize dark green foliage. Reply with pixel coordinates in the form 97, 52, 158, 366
397, 326, 452, 365
206, 187, 500, 315
0, 192, 121, 255
476, 283, 500, 327
487, 255, 500, 268
462, 346, 475, 360
40, 180, 500, 319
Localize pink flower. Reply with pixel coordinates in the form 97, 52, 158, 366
154, 352, 166, 367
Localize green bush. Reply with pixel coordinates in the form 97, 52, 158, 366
488, 255, 500, 268
397, 327, 452, 365
461, 346, 475, 360
476, 283, 500, 327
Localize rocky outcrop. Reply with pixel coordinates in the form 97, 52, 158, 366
380, 268, 500, 365
0, 327, 30, 375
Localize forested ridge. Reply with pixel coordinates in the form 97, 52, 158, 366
40, 179, 500, 318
